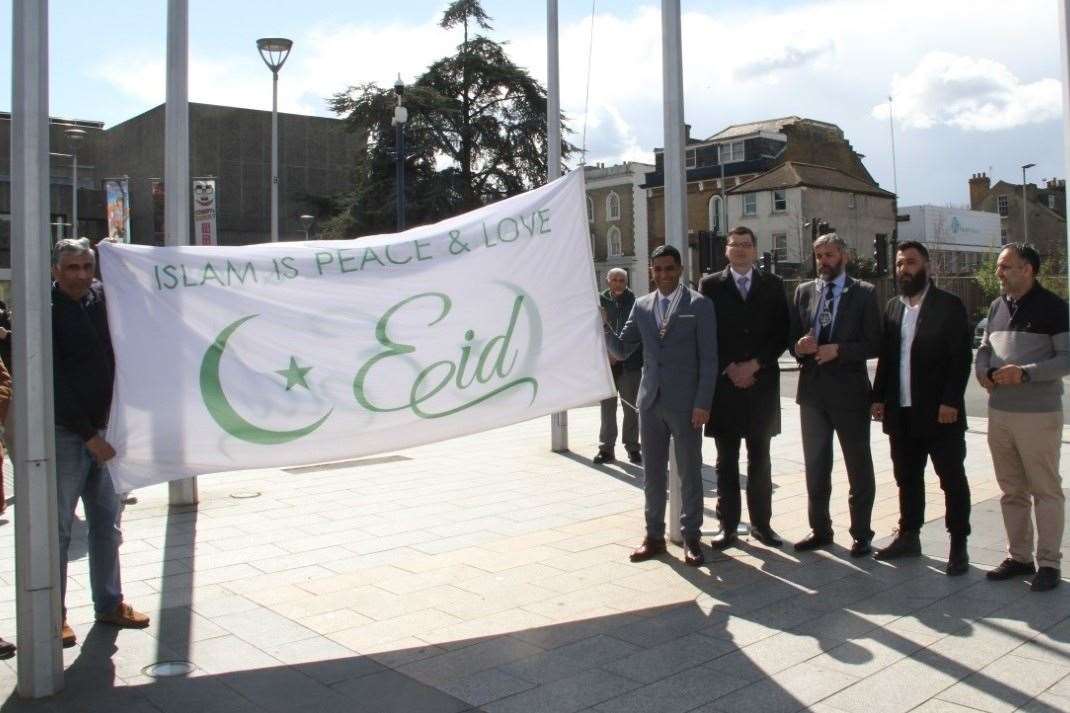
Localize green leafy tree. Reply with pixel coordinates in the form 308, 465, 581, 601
973, 253, 1001, 305
320, 0, 573, 237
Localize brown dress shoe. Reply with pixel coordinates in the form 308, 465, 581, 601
61, 621, 76, 648
96, 602, 150, 629
629, 538, 667, 562
684, 538, 705, 567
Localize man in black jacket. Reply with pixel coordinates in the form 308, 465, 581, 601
699, 226, 790, 549
52, 238, 149, 647
871, 241, 972, 575
596, 268, 642, 465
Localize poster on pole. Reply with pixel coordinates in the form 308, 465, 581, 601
151, 179, 165, 245
193, 178, 218, 246
99, 171, 613, 491
103, 178, 132, 243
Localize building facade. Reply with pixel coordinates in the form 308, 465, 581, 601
969, 172, 1066, 267
897, 205, 1001, 275
586, 161, 653, 295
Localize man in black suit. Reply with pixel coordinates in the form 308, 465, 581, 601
871, 241, 972, 575
790, 233, 881, 557
699, 226, 790, 550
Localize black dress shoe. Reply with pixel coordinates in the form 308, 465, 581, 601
0, 638, 14, 660
683, 538, 705, 566
986, 557, 1036, 581
629, 538, 666, 562
874, 530, 921, 561
850, 539, 872, 558
751, 526, 783, 547
794, 532, 833, 552
1030, 567, 1061, 592
593, 450, 615, 465
710, 531, 738, 550
627, 451, 642, 465
946, 536, 969, 577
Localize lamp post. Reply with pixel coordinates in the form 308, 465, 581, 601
64, 128, 85, 238
256, 37, 292, 242
392, 75, 408, 232
299, 214, 314, 240
1022, 162, 1036, 245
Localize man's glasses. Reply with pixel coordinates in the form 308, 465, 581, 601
726, 242, 753, 248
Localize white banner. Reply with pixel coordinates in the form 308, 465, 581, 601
100, 171, 614, 491
193, 178, 218, 246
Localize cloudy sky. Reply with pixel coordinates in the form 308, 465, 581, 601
0, 0, 1063, 206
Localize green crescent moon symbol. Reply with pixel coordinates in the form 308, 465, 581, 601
200, 315, 333, 445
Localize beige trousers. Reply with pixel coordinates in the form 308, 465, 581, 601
987, 408, 1065, 569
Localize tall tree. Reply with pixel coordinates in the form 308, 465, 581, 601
321, 0, 573, 237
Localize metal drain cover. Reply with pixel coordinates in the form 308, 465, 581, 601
142, 660, 196, 678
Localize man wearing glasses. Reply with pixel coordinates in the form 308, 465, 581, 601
699, 226, 790, 550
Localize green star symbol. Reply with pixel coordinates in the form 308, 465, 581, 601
276, 356, 313, 391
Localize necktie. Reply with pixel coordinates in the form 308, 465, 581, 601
659, 297, 671, 336
738, 276, 749, 299
818, 282, 835, 345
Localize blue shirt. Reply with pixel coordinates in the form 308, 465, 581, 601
812, 271, 847, 333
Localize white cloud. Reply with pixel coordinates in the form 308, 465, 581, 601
873, 52, 1061, 131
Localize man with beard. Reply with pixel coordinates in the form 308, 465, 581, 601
870, 241, 972, 575
790, 233, 881, 557
977, 243, 1069, 592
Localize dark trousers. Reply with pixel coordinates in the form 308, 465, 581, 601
800, 403, 875, 541
714, 433, 772, 531
599, 366, 640, 454
639, 401, 705, 541
889, 409, 971, 538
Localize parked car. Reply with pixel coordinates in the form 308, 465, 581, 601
974, 317, 988, 348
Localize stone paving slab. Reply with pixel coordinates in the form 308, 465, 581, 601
0, 400, 1066, 713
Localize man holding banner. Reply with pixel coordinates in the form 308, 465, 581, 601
52, 238, 150, 646
605, 244, 718, 567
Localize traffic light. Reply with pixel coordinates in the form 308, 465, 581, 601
760, 252, 772, 273
873, 235, 888, 275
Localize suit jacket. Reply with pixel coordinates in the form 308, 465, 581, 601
789, 275, 881, 411
871, 283, 971, 436
606, 287, 718, 413
699, 268, 790, 437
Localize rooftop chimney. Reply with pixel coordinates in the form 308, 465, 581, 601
968, 172, 991, 210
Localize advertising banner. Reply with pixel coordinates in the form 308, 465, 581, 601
193, 178, 218, 246
103, 178, 131, 243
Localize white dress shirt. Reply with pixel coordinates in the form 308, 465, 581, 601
730, 267, 754, 299
898, 286, 928, 408
655, 284, 684, 332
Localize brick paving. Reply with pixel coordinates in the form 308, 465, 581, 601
0, 401, 1066, 713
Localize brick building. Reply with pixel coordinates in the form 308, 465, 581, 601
969, 172, 1066, 267
585, 161, 653, 295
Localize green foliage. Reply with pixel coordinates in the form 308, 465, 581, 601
319, 0, 574, 238
973, 253, 1001, 305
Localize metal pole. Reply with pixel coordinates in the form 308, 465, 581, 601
888, 95, 898, 198
662, 0, 686, 544
1061, 2, 1070, 289
165, 0, 198, 505
548, 0, 568, 452
1022, 165, 1030, 245
70, 151, 77, 238
12, 0, 64, 696
395, 120, 405, 231
271, 71, 280, 242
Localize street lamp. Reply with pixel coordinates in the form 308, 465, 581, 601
392, 74, 408, 232
299, 214, 314, 240
65, 128, 86, 238
1022, 162, 1036, 245
256, 37, 293, 242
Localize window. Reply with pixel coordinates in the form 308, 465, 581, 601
1050, 194, 1058, 210
773, 190, 787, 212
586, 195, 593, 223
606, 191, 621, 221
686, 149, 697, 169
772, 233, 788, 261
607, 226, 623, 257
708, 195, 725, 234
848, 193, 857, 209
718, 141, 745, 163
743, 193, 757, 216
1000, 228, 1008, 244
997, 195, 1009, 217
590, 231, 598, 257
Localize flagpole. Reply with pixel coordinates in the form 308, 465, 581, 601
1060, 2, 1070, 290
661, 0, 686, 544
547, 0, 568, 453
12, 0, 64, 696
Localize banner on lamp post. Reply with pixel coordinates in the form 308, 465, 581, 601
193, 177, 218, 246
99, 171, 611, 491
103, 177, 132, 243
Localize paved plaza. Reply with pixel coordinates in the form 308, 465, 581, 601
0, 401, 1067, 713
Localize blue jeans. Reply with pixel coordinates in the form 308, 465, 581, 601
55, 426, 123, 615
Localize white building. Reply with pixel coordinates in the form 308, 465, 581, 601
897, 205, 1002, 275
585, 161, 654, 295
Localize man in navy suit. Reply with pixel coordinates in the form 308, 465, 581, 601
605, 244, 718, 566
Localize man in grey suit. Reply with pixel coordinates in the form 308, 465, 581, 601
790, 233, 881, 557
605, 244, 718, 567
